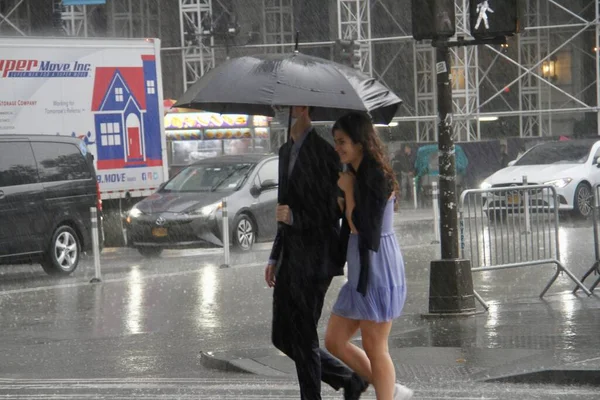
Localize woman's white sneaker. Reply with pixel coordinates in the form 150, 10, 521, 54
393, 383, 414, 400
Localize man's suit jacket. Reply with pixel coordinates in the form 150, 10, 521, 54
269, 129, 344, 281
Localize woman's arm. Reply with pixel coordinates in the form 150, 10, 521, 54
338, 172, 359, 233
344, 185, 359, 234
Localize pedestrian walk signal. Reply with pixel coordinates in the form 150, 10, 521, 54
470, 0, 520, 39
411, 0, 456, 41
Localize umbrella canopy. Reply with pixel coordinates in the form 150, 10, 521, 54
175, 52, 402, 124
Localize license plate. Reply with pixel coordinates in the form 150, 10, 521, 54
152, 227, 168, 237
507, 194, 520, 206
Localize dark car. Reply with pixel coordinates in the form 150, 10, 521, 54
125, 154, 279, 257
0, 135, 101, 275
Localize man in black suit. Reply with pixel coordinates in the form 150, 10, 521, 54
265, 106, 368, 400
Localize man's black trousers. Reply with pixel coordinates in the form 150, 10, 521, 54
271, 267, 354, 400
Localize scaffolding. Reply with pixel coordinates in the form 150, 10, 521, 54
2, 0, 598, 140
414, 43, 437, 141
407, 0, 600, 140
518, 0, 551, 137
49, 0, 100, 37
51, 0, 161, 39
0, 0, 31, 36
411, 1, 480, 142
179, 0, 216, 89
237, 0, 600, 141
451, 0, 480, 142
263, 0, 293, 53
337, 0, 372, 75
109, 0, 161, 39
59, 2, 91, 37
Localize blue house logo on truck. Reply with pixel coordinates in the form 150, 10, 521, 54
91, 55, 162, 170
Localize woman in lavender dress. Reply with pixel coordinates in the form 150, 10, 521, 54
324, 112, 413, 400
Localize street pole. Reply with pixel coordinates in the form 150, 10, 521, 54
436, 45, 459, 259
427, 43, 477, 315
411, 0, 519, 316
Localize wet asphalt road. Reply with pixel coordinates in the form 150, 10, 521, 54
0, 217, 598, 398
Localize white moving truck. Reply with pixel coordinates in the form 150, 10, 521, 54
0, 37, 168, 245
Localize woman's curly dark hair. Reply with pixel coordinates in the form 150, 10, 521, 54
332, 112, 400, 206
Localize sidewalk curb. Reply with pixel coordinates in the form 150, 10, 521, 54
199, 351, 288, 377
200, 346, 600, 387
198, 329, 429, 377
199, 351, 247, 374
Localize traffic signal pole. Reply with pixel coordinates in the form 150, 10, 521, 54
426, 37, 506, 316
412, 0, 519, 316
426, 41, 477, 316
435, 44, 459, 261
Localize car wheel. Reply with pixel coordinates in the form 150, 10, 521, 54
233, 214, 256, 252
573, 183, 593, 219
41, 225, 81, 276
137, 247, 163, 258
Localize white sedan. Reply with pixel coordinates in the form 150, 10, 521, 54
480, 139, 600, 219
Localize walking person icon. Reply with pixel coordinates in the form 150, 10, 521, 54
475, 0, 494, 30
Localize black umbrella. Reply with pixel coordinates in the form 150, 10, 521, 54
175, 51, 402, 125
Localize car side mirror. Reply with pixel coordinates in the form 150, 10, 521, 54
261, 179, 278, 190
507, 160, 516, 167
594, 156, 600, 167
158, 182, 167, 191
250, 179, 278, 197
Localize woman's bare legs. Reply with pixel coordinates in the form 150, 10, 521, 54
360, 320, 395, 400
325, 314, 372, 382
326, 315, 400, 399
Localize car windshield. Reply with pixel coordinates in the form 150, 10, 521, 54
162, 162, 254, 192
515, 142, 592, 166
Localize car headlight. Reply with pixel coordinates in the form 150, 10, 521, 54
128, 207, 143, 218
480, 181, 492, 190
544, 178, 573, 189
126, 206, 144, 224
187, 201, 223, 217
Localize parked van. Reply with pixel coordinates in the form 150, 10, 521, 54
0, 135, 101, 275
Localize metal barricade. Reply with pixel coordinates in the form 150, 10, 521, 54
459, 182, 592, 310
575, 184, 600, 293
